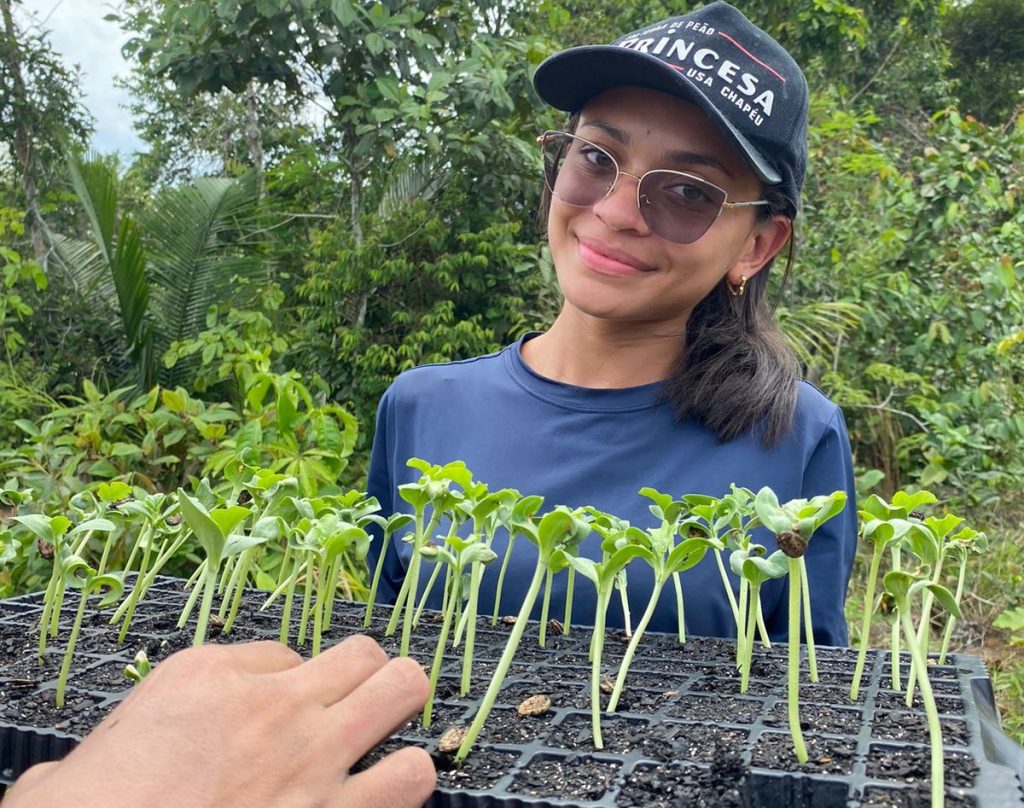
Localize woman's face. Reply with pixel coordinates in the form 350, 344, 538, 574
546, 85, 789, 333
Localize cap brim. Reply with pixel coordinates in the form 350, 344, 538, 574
534, 45, 782, 185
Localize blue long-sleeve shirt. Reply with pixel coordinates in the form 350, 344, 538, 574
366, 335, 857, 645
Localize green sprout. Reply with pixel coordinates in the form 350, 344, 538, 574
363, 511, 415, 627
754, 487, 847, 764
902, 512, 963, 705
938, 527, 987, 663
882, 569, 961, 808
732, 545, 788, 694
455, 506, 582, 762
607, 487, 708, 713
679, 494, 742, 640
176, 489, 251, 646
420, 534, 496, 728
849, 492, 920, 700
386, 459, 469, 657
124, 649, 152, 684
55, 557, 123, 708
491, 494, 544, 624
11, 512, 93, 661
566, 515, 647, 750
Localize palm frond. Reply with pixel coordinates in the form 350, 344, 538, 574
61, 154, 152, 382
143, 173, 266, 387
776, 300, 864, 368
376, 154, 449, 221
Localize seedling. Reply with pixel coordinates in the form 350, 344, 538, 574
900, 512, 966, 707
176, 490, 251, 646
679, 494, 741, 638
607, 487, 708, 713
882, 569, 961, 808
731, 545, 788, 693
386, 459, 469, 657
938, 527, 987, 663
124, 649, 152, 684
364, 511, 415, 627
420, 534, 496, 727
849, 492, 919, 700
566, 516, 649, 749
13, 513, 69, 659
491, 494, 544, 624
754, 487, 847, 764
455, 506, 583, 762
307, 516, 369, 656
109, 492, 176, 643
55, 556, 123, 707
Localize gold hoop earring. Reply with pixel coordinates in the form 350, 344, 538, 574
729, 275, 747, 297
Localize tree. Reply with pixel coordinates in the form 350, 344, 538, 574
53, 155, 268, 389
945, 0, 1024, 125
0, 0, 91, 269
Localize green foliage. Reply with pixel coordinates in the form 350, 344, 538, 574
803, 101, 1024, 505
945, 0, 1024, 125
293, 195, 551, 430
54, 156, 269, 389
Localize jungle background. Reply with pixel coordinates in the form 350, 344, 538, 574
1, 0, 1023, 738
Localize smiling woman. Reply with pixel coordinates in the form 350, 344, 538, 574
367, 1, 858, 647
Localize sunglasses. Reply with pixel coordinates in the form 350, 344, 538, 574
539, 131, 769, 245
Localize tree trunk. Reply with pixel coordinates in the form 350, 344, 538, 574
0, 0, 48, 271
243, 83, 265, 198
345, 141, 368, 329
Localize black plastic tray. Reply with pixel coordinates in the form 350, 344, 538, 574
1, 580, 1022, 806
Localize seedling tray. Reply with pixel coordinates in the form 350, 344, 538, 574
1, 579, 1022, 806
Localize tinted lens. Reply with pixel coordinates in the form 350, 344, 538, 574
541, 133, 617, 207
540, 132, 729, 244
639, 171, 727, 244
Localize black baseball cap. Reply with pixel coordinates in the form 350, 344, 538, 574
533, 1, 808, 216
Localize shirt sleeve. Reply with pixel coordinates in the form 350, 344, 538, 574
766, 405, 859, 646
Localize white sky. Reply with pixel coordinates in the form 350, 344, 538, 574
15, 0, 143, 156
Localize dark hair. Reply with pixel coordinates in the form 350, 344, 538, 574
538, 114, 799, 446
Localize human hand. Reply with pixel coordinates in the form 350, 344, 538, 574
6, 635, 435, 808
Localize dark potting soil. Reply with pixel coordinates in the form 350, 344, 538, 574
640, 719, 748, 763
616, 750, 749, 808
434, 746, 520, 791
67, 660, 135, 693
476, 706, 556, 746
872, 709, 971, 747
750, 731, 857, 775
763, 701, 864, 736
408, 701, 471, 740
2, 582, 1017, 808
1, 686, 115, 735
691, 673, 778, 697
601, 683, 679, 714
498, 678, 588, 712
664, 692, 764, 724
351, 735, 427, 774
873, 688, 966, 715
546, 712, 648, 755
803, 683, 868, 705
859, 784, 977, 807
507, 753, 620, 801
865, 743, 979, 789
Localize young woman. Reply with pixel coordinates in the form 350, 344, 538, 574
367, 1, 857, 645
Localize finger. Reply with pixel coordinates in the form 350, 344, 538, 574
6, 760, 60, 795
336, 746, 436, 808
153, 641, 303, 681
281, 634, 389, 706
327, 655, 430, 768
217, 640, 304, 675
